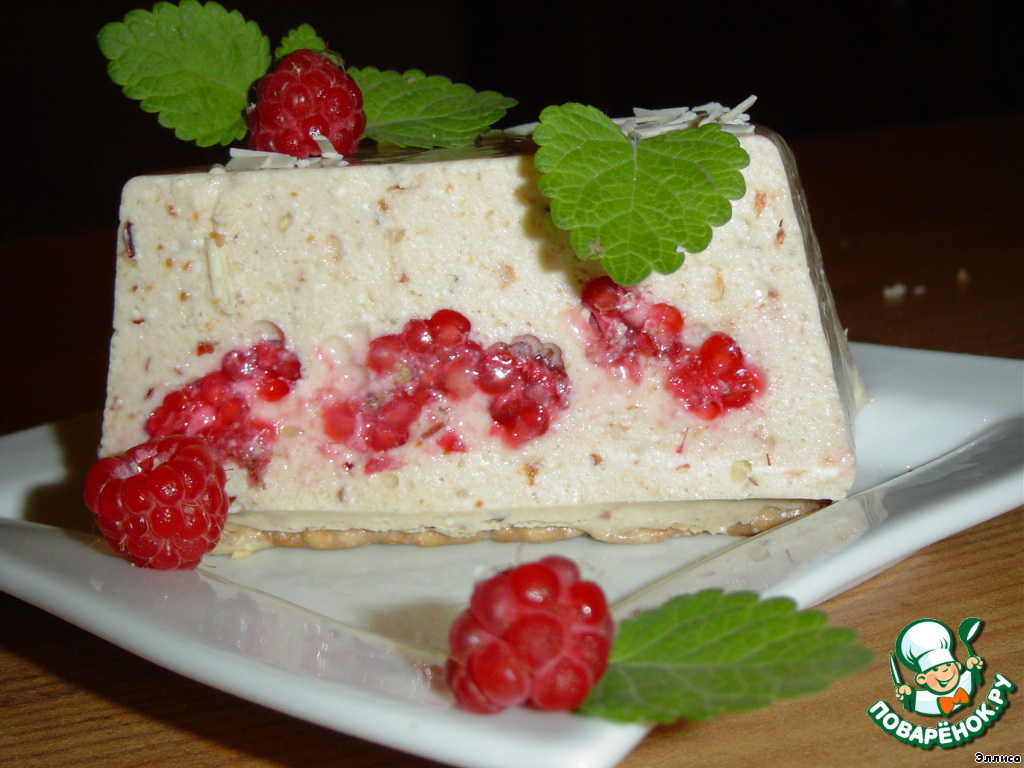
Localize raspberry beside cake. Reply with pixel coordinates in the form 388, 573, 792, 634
98, 124, 865, 555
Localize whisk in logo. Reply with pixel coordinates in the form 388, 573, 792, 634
865, 618, 1016, 750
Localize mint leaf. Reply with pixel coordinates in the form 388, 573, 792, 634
275, 24, 326, 59
350, 67, 516, 148
99, 0, 269, 147
579, 590, 871, 724
533, 104, 749, 285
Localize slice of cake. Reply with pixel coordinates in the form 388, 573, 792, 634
100, 124, 865, 554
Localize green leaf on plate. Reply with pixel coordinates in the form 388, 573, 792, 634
578, 590, 872, 724
98, 0, 270, 147
533, 103, 750, 285
350, 66, 516, 148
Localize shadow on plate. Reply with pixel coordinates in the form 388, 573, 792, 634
22, 411, 102, 533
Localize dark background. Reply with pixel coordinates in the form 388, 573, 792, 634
3, 0, 1021, 240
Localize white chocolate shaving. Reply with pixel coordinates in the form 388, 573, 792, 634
205, 237, 235, 314
220, 142, 350, 173
618, 96, 758, 139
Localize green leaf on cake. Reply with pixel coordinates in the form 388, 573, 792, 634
533, 103, 750, 285
350, 67, 517, 148
578, 590, 872, 724
98, 0, 270, 147
275, 24, 327, 59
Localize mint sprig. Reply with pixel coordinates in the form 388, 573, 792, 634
351, 67, 517, 148
100, 3, 515, 152
579, 590, 871, 723
275, 24, 326, 60
98, 0, 269, 147
533, 103, 749, 285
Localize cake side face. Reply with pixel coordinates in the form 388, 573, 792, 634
101, 129, 861, 550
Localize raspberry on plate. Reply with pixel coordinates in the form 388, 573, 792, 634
446, 556, 614, 714
83, 436, 229, 570
247, 49, 366, 158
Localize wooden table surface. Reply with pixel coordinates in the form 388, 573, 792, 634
2, 113, 1021, 767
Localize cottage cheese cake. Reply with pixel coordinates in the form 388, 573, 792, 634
99, 125, 865, 554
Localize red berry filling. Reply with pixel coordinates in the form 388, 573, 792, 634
247, 49, 366, 158
665, 332, 766, 420
84, 436, 229, 570
580, 276, 765, 419
446, 556, 613, 714
321, 310, 569, 471
146, 339, 302, 482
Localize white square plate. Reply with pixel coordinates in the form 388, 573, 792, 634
1, 343, 1021, 768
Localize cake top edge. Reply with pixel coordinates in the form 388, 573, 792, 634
131, 113, 774, 180
198, 98, 762, 175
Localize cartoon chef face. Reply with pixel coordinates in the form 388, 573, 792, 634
915, 660, 964, 694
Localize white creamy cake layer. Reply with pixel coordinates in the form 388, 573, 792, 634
101, 128, 866, 552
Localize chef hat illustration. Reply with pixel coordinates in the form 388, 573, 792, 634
896, 619, 956, 673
